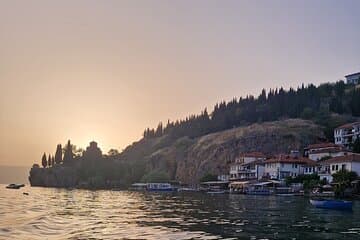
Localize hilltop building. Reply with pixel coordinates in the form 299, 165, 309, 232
334, 122, 360, 148
345, 72, 360, 84
83, 141, 102, 162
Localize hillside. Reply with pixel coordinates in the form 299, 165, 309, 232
120, 119, 325, 184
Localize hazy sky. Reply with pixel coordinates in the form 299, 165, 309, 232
1, 0, 360, 167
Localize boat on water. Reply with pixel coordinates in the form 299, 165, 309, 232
310, 199, 352, 210
6, 184, 25, 189
207, 190, 226, 194
129, 183, 147, 191
146, 183, 177, 192
246, 181, 274, 195
178, 187, 198, 192
246, 189, 272, 195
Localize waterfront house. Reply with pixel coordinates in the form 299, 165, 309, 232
229, 152, 266, 180
345, 72, 360, 84
264, 155, 317, 180
217, 174, 230, 182
318, 153, 360, 183
334, 122, 360, 148
304, 142, 348, 161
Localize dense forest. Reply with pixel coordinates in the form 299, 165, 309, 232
143, 81, 360, 141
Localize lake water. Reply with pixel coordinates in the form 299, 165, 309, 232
0, 185, 359, 240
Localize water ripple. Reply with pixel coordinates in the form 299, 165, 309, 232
0, 185, 360, 239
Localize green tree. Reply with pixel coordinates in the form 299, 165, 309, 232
332, 169, 358, 196
199, 173, 218, 182
108, 149, 119, 156
63, 140, 74, 165
47, 154, 52, 167
352, 138, 360, 153
41, 153, 47, 168
55, 144, 62, 164
332, 169, 358, 184
141, 170, 170, 183
300, 107, 314, 119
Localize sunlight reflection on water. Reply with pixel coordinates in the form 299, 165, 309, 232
0, 185, 359, 240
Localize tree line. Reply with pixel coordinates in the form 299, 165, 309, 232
40, 140, 78, 168
143, 81, 360, 141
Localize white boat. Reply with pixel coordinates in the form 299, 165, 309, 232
178, 187, 198, 192
146, 183, 177, 192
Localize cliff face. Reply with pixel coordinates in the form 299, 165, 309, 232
126, 119, 325, 184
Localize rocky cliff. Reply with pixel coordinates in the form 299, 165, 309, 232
123, 119, 325, 184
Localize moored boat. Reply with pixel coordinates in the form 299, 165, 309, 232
310, 199, 352, 210
207, 190, 226, 194
6, 184, 25, 189
146, 183, 177, 192
246, 189, 272, 195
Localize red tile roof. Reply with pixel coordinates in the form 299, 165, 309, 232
309, 148, 349, 154
265, 155, 317, 166
242, 159, 265, 166
240, 152, 266, 158
335, 122, 360, 130
307, 142, 338, 149
319, 153, 360, 164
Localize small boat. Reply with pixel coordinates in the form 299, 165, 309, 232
178, 187, 198, 192
207, 190, 226, 194
246, 189, 272, 195
310, 199, 352, 210
6, 184, 25, 189
129, 183, 147, 191
276, 193, 295, 196
146, 183, 177, 192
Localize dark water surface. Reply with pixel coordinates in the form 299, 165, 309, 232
1, 185, 359, 240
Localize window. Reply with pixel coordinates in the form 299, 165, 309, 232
332, 165, 335, 171
295, 164, 298, 169
281, 163, 284, 168
336, 165, 338, 171
342, 164, 346, 170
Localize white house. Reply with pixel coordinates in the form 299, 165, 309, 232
318, 153, 360, 183
334, 122, 360, 147
229, 152, 266, 180
264, 155, 317, 180
304, 142, 348, 161
345, 72, 360, 84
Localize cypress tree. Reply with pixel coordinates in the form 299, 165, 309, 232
55, 144, 62, 164
41, 153, 47, 168
47, 154, 52, 167
63, 140, 74, 165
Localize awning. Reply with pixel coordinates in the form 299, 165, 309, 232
229, 181, 249, 186
253, 182, 273, 186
